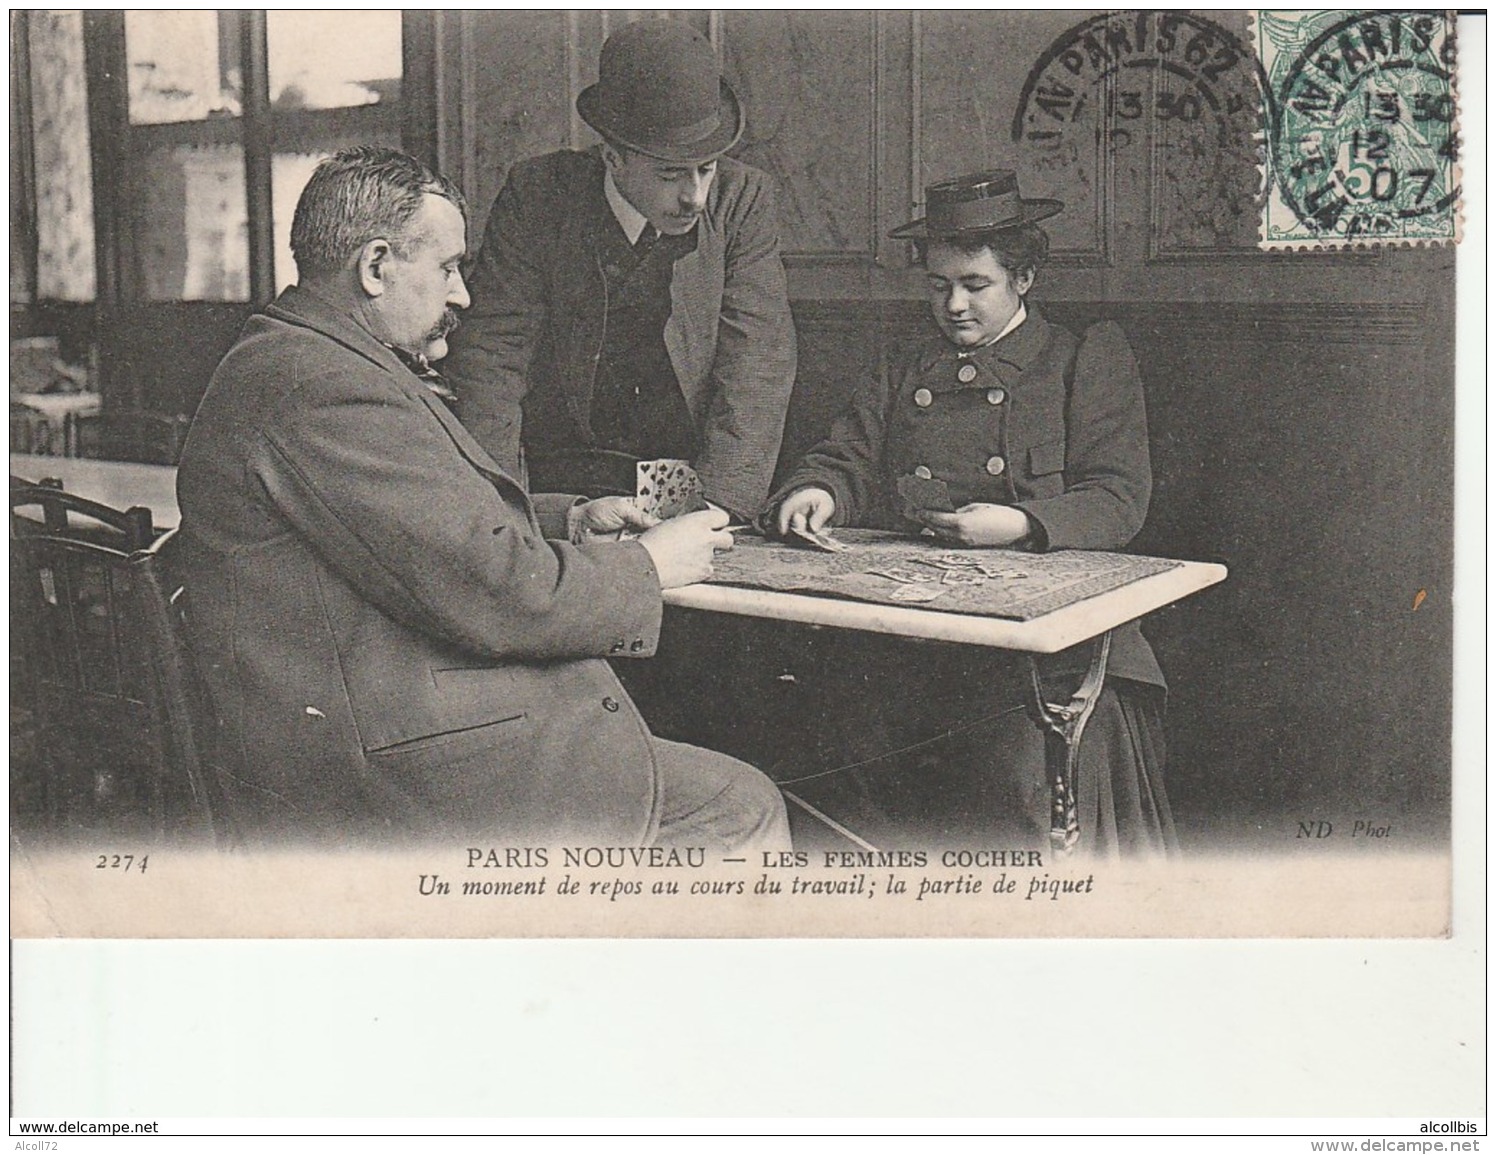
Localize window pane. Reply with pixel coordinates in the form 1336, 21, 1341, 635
28, 11, 96, 301
272, 152, 326, 293
270, 136, 400, 294
266, 11, 401, 110
125, 11, 241, 125
133, 144, 248, 301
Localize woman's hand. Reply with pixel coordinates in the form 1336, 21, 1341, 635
775, 487, 836, 537
916, 503, 1034, 548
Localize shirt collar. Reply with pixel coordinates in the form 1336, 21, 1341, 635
967, 303, 1027, 351
918, 304, 1048, 374
604, 171, 650, 245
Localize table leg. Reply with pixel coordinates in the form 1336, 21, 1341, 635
1026, 630, 1112, 856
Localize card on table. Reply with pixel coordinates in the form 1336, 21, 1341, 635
790, 525, 851, 553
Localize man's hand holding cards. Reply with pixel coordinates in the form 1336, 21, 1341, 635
637, 458, 709, 520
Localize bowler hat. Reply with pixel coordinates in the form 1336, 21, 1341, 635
576, 21, 744, 163
891, 170, 1063, 239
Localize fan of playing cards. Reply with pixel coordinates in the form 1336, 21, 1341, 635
636, 459, 709, 520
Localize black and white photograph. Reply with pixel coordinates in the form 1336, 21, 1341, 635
7, 5, 1485, 1139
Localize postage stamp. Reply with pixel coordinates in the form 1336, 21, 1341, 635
1257, 10, 1461, 248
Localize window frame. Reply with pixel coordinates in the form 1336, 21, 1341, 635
77, 11, 434, 311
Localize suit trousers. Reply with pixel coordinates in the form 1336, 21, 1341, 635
652, 737, 791, 851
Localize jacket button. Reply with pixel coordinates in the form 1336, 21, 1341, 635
985, 455, 1006, 476
914, 465, 933, 480
957, 363, 978, 384
610, 641, 625, 654
629, 639, 645, 652
913, 388, 933, 408
602, 697, 621, 713
986, 388, 1006, 405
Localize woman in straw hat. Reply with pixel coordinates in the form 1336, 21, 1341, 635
768, 171, 1175, 857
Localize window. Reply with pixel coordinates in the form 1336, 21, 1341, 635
118, 11, 404, 302
14, 11, 97, 304
11, 11, 432, 417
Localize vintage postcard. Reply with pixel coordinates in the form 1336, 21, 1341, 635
9, 10, 1468, 946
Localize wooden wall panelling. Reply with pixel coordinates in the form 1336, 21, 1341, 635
924, 9, 1113, 265
81, 12, 135, 406
456, 11, 574, 220
239, 12, 273, 308
1145, 10, 1269, 257
1118, 298, 1451, 835
401, 11, 441, 174
721, 10, 877, 260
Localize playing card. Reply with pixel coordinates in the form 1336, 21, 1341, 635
896, 473, 956, 519
636, 459, 707, 520
976, 563, 1030, 580
888, 584, 947, 603
791, 526, 851, 553
868, 566, 937, 584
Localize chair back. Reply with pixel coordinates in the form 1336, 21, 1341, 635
65, 408, 192, 466
10, 481, 218, 842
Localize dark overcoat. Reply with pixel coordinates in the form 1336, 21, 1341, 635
441, 147, 798, 519
775, 308, 1163, 688
176, 286, 668, 845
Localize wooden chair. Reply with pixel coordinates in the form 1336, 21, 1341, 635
10, 481, 218, 842
64, 408, 192, 466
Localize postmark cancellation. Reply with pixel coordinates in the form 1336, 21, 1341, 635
1256, 10, 1461, 249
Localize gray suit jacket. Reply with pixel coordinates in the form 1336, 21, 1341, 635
176, 286, 668, 845
441, 148, 798, 518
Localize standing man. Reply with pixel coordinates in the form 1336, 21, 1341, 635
176, 147, 789, 850
441, 19, 797, 521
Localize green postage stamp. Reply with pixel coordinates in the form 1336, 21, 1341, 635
1257, 10, 1461, 248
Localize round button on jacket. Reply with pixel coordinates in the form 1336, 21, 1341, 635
957, 363, 978, 384
602, 697, 621, 713
985, 455, 1006, 476
986, 388, 1006, 405
913, 387, 933, 408
914, 465, 933, 480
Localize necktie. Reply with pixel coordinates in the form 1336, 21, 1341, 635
634, 224, 658, 253
386, 344, 459, 407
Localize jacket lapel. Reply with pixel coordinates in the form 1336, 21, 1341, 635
414, 385, 527, 497
267, 286, 532, 503
265, 285, 410, 379
912, 308, 1053, 395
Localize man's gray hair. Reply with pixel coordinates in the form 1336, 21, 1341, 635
290, 146, 466, 282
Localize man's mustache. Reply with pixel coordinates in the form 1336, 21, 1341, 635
428, 310, 460, 341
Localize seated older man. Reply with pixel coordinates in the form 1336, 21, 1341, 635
175, 146, 789, 851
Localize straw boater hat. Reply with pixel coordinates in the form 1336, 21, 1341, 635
576, 21, 744, 164
891, 170, 1063, 239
